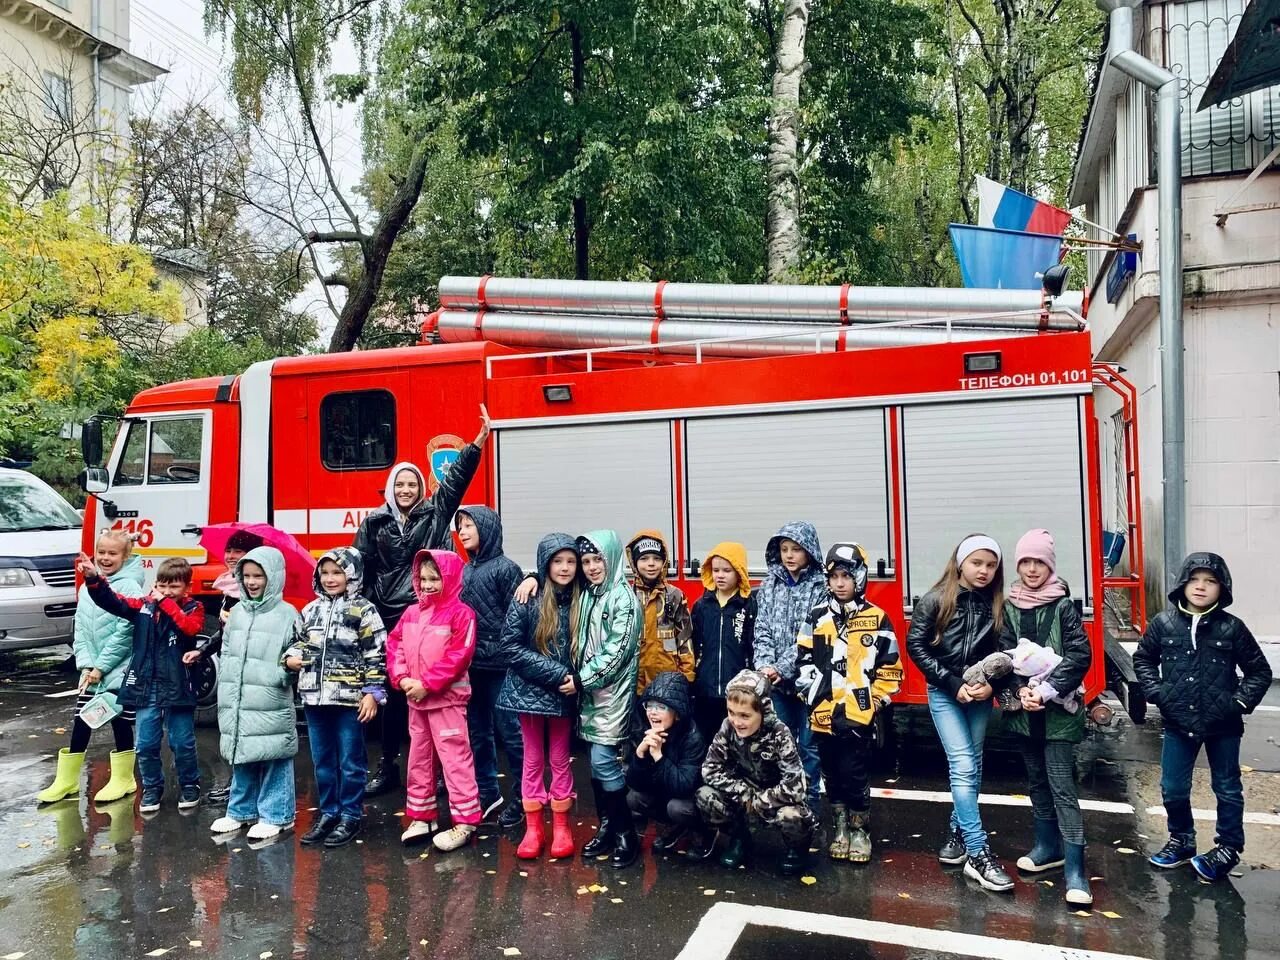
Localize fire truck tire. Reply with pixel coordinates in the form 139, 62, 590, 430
192, 614, 221, 728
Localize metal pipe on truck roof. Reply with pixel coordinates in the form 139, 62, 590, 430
434, 310, 1039, 357
1098, 0, 1185, 588
439, 276, 1085, 327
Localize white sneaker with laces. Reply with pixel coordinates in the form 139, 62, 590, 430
211, 816, 253, 834
401, 820, 437, 845
432, 824, 477, 852
246, 821, 293, 841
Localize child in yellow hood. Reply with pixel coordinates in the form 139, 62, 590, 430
626, 531, 694, 693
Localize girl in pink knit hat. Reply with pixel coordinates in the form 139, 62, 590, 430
1003, 528, 1093, 906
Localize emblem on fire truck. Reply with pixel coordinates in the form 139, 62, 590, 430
426, 434, 465, 494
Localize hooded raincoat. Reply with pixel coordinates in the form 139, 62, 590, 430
217, 547, 301, 765
352, 449, 481, 627
626, 529, 694, 691
691, 542, 757, 700
496, 533, 580, 717
751, 521, 825, 684
456, 505, 524, 672
288, 547, 387, 708
1133, 552, 1271, 739
626, 671, 706, 800
74, 554, 145, 695
387, 550, 477, 710
575, 530, 641, 745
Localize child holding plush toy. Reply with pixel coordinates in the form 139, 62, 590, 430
1000, 529, 1092, 907
964, 638, 1084, 714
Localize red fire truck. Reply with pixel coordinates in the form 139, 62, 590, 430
76, 276, 1147, 727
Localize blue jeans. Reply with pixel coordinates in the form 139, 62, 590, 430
305, 706, 367, 821
228, 758, 296, 826
467, 669, 524, 804
134, 705, 199, 792
588, 742, 627, 792
771, 690, 822, 807
927, 686, 991, 854
1161, 729, 1245, 852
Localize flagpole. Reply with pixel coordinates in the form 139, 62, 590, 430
1068, 210, 1128, 240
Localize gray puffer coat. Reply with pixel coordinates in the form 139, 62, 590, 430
217, 547, 301, 765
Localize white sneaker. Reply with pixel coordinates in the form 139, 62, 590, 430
401, 820, 437, 845
246, 821, 294, 841
211, 816, 253, 834
432, 824, 477, 852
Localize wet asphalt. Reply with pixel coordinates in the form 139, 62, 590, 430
0, 649, 1277, 960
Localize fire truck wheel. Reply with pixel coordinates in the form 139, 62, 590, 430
192, 614, 220, 728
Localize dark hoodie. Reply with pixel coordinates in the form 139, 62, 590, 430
352, 449, 481, 628
496, 533, 581, 718
456, 505, 524, 672
1134, 552, 1271, 739
626, 671, 706, 800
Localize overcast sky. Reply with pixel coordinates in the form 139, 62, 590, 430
130, 0, 363, 339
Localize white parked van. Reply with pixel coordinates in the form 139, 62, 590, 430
0, 468, 82, 650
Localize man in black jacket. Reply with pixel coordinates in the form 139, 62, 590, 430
1134, 552, 1271, 881
352, 407, 491, 795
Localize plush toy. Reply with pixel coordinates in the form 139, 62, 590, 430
1008, 637, 1083, 714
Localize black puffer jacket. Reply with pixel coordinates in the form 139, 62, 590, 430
1133, 553, 1271, 739
456, 505, 524, 672
627, 671, 706, 799
906, 586, 1013, 696
496, 533, 579, 718
691, 591, 756, 700
352, 446, 481, 629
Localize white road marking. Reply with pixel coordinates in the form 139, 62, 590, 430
675, 902, 1152, 960
1144, 805, 1280, 826
873, 787, 1135, 815
1251, 704, 1280, 713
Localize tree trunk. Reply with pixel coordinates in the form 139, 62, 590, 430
569, 22, 589, 280
326, 141, 431, 352
765, 0, 809, 283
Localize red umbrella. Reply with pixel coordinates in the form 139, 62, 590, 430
198, 523, 317, 600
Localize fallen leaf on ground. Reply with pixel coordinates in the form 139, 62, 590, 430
16, 842, 29, 849
54, 728, 66, 735
188, 942, 202, 948
144, 950, 171, 957
618, 881, 627, 886
518, 871, 528, 877
260, 953, 274, 959
1040, 881, 1054, 887
156, 906, 173, 913
884, 778, 898, 784
419, 940, 428, 946
703, 889, 716, 896
485, 870, 496, 875
3, 952, 27, 959
542, 912, 554, 918
883, 859, 894, 864
800, 876, 817, 885
910, 834, 921, 839
1100, 911, 1122, 919
576, 886, 589, 895
595, 855, 609, 861
611, 898, 623, 904
1073, 910, 1092, 918
482, 852, 491, 858
808, 847, 820, 853
419, 852, 429, 860
897, 892, 911, 899
232, 848, 242, 853
1116, 847, 1137, 855
1089, 876, 1104, 881
503, 949, 521, 957
394, 811, 404, 817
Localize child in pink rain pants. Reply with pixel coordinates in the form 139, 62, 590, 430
387, 549, 482, 851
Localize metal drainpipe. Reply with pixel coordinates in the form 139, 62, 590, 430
1098, 0, 1185, 587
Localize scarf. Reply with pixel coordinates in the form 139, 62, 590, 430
1007, 575, 1068, 610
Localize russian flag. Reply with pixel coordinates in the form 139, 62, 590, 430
948, 224, 1063, 290
976, 176, 1072, 236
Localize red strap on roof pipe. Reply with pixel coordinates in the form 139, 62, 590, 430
838, 282, 851, 326
650, 279, 668, 345
477, 274, 492, 308
473, 307, 487, 339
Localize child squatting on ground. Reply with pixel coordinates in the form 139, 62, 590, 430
696, 669, 816, 876
39, 529, 145, 806
77, 553, 205, 815
796, 542, 902, 864
388, 550, 483, 851
1134, 551, 1272, 882
286, 547, 387, 849
211, 547, 301, 842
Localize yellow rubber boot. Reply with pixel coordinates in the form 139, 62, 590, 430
93, 749, 137, 804
37, 748, 85, 804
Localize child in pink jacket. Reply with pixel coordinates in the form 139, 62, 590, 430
388, 549, 482, 851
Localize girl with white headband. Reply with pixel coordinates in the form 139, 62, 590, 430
905, 533, 1014, 893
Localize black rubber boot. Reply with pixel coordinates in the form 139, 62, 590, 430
581, 779, 616, 857
366, 759, 401, 798
719, 823, 751, 869
609, 790, 640, 868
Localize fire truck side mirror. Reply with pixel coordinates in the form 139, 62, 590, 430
81, 417, 103, 466
79, 466, 108, 495
876, 559, 886, 577
688, 558, 700, 576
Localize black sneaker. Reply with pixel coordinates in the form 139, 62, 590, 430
498, 796, 525, 830
139, 789, 163, 814
178, 786, 201, 810
686, 830, 718, 861
1149, 836, 1196, 869
964, 847, 1014, 892
1190, 845, 1240, 882
653, 825, 688, 853
938, 826, 967, 865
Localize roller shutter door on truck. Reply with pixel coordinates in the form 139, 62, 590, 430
684, 409, 891, 574
496, 420, 676, 571
900, 396, 1091, 609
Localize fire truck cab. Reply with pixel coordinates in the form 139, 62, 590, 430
78, 277, 1147, 726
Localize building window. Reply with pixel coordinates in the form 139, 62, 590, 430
321, 390, 396, 470
42, 71, 72, 123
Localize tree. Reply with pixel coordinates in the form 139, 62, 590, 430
765, 0, 811, 282
205, 0, 425, 352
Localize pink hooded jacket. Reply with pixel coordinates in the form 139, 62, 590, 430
387, 549, 477, 710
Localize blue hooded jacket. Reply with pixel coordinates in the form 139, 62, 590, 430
750, 521, 824, 683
